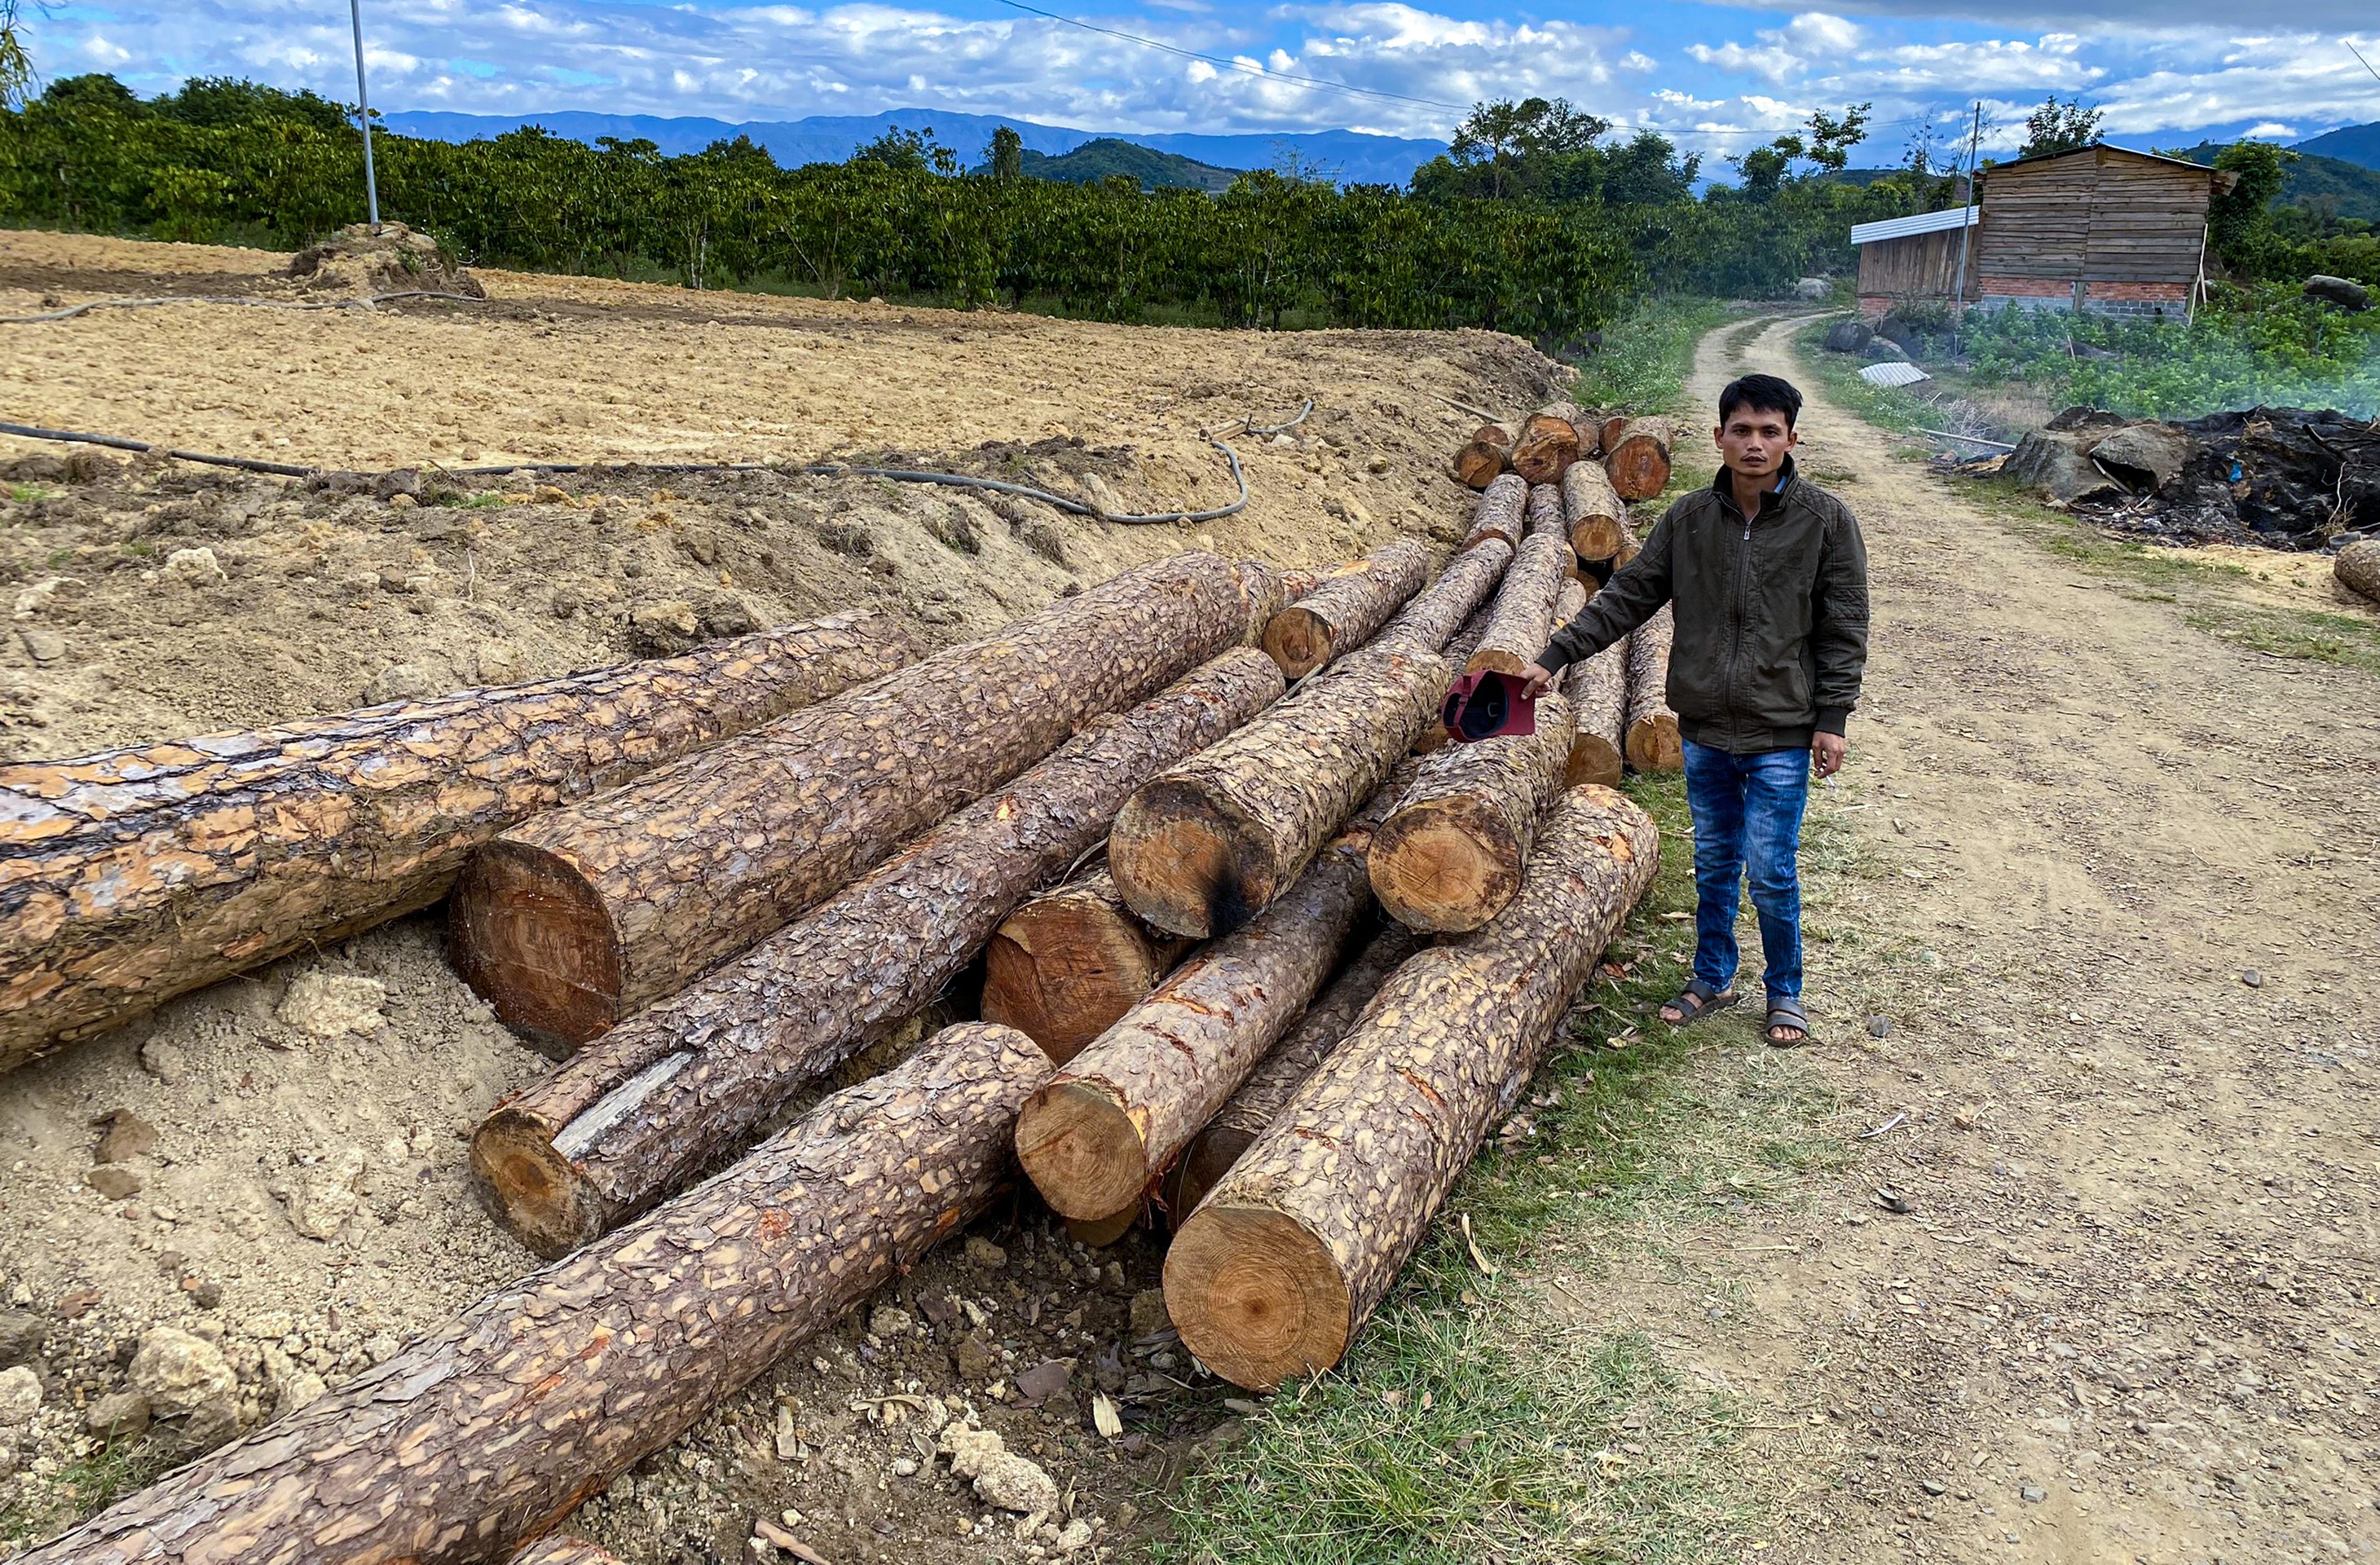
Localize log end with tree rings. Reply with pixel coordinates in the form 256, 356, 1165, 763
448, 840, 622, 1049
1107, 779, 1269, 940
1603, 417, 1676, 502
1012, 1079, 1149, 1219
1625, 716, 1684, 773
1367, 791, 1528, 934
1163, 1205, 1351, 1393
1565, 734, 1625, 789
1259, 605, 1335, 680
468, 1104, 607, 1260
980, 871, 1190, 1065
1452, 424, 1511, 489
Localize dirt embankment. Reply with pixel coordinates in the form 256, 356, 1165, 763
0, 230, 1562, 1561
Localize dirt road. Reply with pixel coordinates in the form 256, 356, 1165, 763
1602, 315, 2379, 1563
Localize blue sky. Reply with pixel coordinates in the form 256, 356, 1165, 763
39, 0, 2380, 163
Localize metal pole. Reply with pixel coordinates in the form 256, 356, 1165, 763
1949, 103, 1981, 345
350, 0, 381, 226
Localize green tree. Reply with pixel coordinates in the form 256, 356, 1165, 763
2018, 97, 2102, 159
1726, 104, 1869, 201
988, 124, 1022, 181
854, 125, 957, 176
2209, 139, 2296, 272
1427, 96, 1610, 200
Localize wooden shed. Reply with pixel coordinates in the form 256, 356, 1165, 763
1970, 143, 2237, 318
1850, 205, 1979, 317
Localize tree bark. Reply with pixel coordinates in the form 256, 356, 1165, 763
1108, 643, 1450, 940
1554, 581, 1629, 789
1166, 925, 1418, 1224
1509, 413, 1581, 485
1368, 694, 1576, 933
0, 614, 919, 1077
1260, 539, 1431, 678
1162, 787, 1659, 1392
1413, 604, 1497, 756
511, 1538, 624, 1565
1611, 511, 1643, 571
19, 1023, 1052, 1565
1624, 606, 1683, 773
1231, 558, 1295, 646
1369, 541, 1509, 660
2337, 539, 2380, 605
1570, 408, 1606, 460
981, 868, 1192, 1065
1562, 460, 1629, 562
469, 650, 1284, 1259
1451, 424, 1512, 490
1464, 532, 1570, 677
1598, 414, 1629, 456
1016, 778, 1403, 1219
1457, 473, 1527, 556
449, 553, 1254, 1047
1604, 417, 1676, 502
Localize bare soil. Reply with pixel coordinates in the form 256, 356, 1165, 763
0, 229, 1562, 1562
1536, 315, 2379, 1564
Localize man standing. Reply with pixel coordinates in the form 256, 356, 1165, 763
1522, 373, 1868, 1046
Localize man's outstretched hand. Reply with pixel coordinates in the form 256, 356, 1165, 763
1519, 662, 1558, 699
1811, 732, 1846, 781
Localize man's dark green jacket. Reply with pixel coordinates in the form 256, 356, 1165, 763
1538, 456, 1870, 754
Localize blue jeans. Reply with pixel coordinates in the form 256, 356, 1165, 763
1681, 739, 1810, 1002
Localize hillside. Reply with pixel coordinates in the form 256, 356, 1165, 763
2295, 120, 2380, 170
1014, 138, 1240, 192
2173, 141, 2380, 220
378, 107, 1446, 188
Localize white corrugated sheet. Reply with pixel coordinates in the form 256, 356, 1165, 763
1849, 206, 1978, 246
1858, 362, 1931, 388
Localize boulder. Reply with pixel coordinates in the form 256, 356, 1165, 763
2087, 422, 2194, 492
1792, 277, 1832, 301
84, 1388, 152, 1443
2303, 275, 2370, 312
1823, 320, 1874, 354
0, 1310, 42, 1369
2003, 430, 2122, 504
128, 1327, 238, 1445
2047, 405, 2134, 437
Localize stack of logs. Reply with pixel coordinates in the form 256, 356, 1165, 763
10, 522, 1663, 1563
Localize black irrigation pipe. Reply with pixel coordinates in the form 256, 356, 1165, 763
0, 399, 1315, 527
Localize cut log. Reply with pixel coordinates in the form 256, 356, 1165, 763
1611, 511, 1643, 571
1464, 531, 1571, 676
470, 650, 1284, 1258
1016, 778, 1399, 1219
449, 552, 1251, 1047
512, 1539, 625, 1565
1624, 606, 1683, 773
1109, 641, 1450, 940
1413, 603, 1496, 756
1508, 413, 1581, 485
1458, 473, 1527, 555
981, 869, 1193, 1065
1166, 924, 1418, 1223
1369, 540, 1508, 660
1554, 581, 1629, 789
1452, 423, 1513, 490
1562, 459, 1629, 562
1604, 417, 1676, 501
2338, 539, 2380, 605
1232, 558, 1294, 644
18, 1023, 1051, 1565
1524, 483, 1567, 541
1369, 693, 1576, 933
1570, 408, 1606, 460
0, 614, 919, 1076
1598, 414, 1629, 455
1260, 539, 1432, 678
1065, 1207, 1139, 1248
1164, 787, 1659, 1391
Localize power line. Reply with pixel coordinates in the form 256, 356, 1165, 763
2347, 37, 2380, 85
987, 0, 1467, 112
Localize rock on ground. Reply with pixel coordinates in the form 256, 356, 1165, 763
275, 973, 389, 1038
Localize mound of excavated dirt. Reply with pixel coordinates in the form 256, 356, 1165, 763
285, 222, 484, 299
0, 230, 1565, 1561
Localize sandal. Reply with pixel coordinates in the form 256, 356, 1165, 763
1765, 995, 1813, 1048
1660, 979, 1738, 1027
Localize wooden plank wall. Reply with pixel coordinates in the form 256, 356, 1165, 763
1976, 155, 2094, 281
1976, 147, 2212, 288
1856, 227, 1981, 300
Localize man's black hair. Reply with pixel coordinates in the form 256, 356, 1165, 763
1718, 373, 1803, 430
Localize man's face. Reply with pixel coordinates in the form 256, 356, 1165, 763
1715, 406, 1799, 478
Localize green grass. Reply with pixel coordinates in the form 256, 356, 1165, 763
1791, 318, 1934, 439
0, 1440, 173, 1545
7, 483, 53, 505
1159, 775, 1856, 1565
1571, 299, 1738, 416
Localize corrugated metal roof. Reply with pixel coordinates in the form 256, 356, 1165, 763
1858, 362, 1931, 389
1849, 206, 1977, 246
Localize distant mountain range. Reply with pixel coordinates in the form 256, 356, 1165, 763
1011, 139, 1241, 192
2294, 121, 2379, 170
377, 107, 1447, 187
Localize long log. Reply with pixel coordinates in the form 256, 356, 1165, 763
1554, 580, 1629, 788
1524, 482, 1567, 542
1624, 605, 1684, 773
1412, 603, 1496, 756
1458, 473, 1527, 556
1260, 539, 1431, 678
2338, 539, 2380, 605
1569, 408, 1606, 460
981, 869, 1192, 1065
1015, 778, 1400, 1219
0, 615, 919, 1076
1464, 531, 1570, 677
18, 1022, 1051, 1565
1369, 540, 1508, 660
1108, 641, 1450, 940
1232, 558, 1296, 645
1611, 511, 1643, 571
512, 1539, 625, 1565
1604, 416, 1676, 501
449, 553, 1253, 1047
1562, 460, 1629, 562
1508, 413, 1580, 486
1167, 924, 1418, 1223
469, 650, 1284, 1259
1598, 414, 1629, 455
1163, 787, 1659, 1391
1452, 424, 1512, 490
1368, 694, 1576, 934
